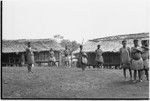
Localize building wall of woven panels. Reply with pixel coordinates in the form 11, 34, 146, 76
2, 52, 24, 66
34, 51, 60, 62
2, 51, 61, 67
74, 52, 121, 68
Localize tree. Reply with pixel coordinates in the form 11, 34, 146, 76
53, 34, 64, 43
60, 39, 80, 53
53, 34, 80, 52
60, 39, 71, 48
71, 41, 80, 52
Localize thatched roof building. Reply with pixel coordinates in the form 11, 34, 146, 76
2, 39, 64, 53
74, 33, 149, 53
2, 39, 64, 67
73, 32, 149, 67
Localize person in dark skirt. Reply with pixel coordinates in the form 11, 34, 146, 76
95, 45, 104, 68
77, 45, 88, 71
25, 42, 34, 73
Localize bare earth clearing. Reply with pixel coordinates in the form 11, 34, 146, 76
2, 66, 149, 99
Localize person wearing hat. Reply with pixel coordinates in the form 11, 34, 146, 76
141, 40, 149, 81
95, 45, 103, 68
119, 39, 132, 81
25, 42, 34, 73
49, 48, 56, 66
76, 45, 88, 71
131, 39, 143, 82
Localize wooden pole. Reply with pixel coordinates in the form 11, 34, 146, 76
59, 51, 62, 67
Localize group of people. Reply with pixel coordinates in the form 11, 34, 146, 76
25, 41, 104, 73
44, 46, 71, 67
76, 44, 104, 71
25, 42, 71, 73
25, 39, 149, 83
76, 38, 149, 83
120, 39, 149, 82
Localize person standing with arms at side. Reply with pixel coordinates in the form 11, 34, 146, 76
25, 42, 34, 73
119, 39, 132, 81
64, 46, 70, 67
141, 40, 149, 81
95, 45, 104, 68
77, 45, 88, 71
131, 39, 143, 83
49, 48, 56, 66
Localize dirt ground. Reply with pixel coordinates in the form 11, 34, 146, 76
2, 66, 149, 99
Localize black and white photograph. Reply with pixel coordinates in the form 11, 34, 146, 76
1, 0, 149, 99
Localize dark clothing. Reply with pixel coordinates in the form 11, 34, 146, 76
77, 50, 87, 70
27, 64, 32, 72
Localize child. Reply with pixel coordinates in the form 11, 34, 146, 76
95, 45, 104, 68
141, 40, 149, 81
119, 39, 132, 81
131, 39, 143, 82
25, 42, 34, 73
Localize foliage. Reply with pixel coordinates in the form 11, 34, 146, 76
53, 34, 80, 53
60, 39, 80, 53
53, 34, 64, 39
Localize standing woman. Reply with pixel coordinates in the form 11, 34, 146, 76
119, 39, 132, 81
25, 42, 34, 73
49, 48, 56, 66
77, 45, 88, 71
141, 40, 149, 81
95, 45, 104, 68
131, 39, 143, 82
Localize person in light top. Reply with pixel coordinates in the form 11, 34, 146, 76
49, 48, 56, 66
119, 39, 132, 81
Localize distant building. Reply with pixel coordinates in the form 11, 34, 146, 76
2, 39, 64, 67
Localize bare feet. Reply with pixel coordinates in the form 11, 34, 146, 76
133, 80, 137, 83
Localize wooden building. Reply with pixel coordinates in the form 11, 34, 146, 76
2, 39, 64, 67
73, 33, 149, 68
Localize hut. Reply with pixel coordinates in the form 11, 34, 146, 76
73, 33, 149, 68
2, 39, 64, 67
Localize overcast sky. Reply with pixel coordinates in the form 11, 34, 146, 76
3, 0, 149, 43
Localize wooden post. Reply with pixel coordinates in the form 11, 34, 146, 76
21, 53, 25, 66
8, 54, 10, 66
59, 51, 62, 67
71, 52, 72, 67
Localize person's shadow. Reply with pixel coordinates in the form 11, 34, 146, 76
106, 80, 135, 88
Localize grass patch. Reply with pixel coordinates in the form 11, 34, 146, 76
2, 66, 149, 98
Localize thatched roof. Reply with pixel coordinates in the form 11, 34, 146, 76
89, 32, 149, 42
74, 33, 149, 53
2, 39, 64, 53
